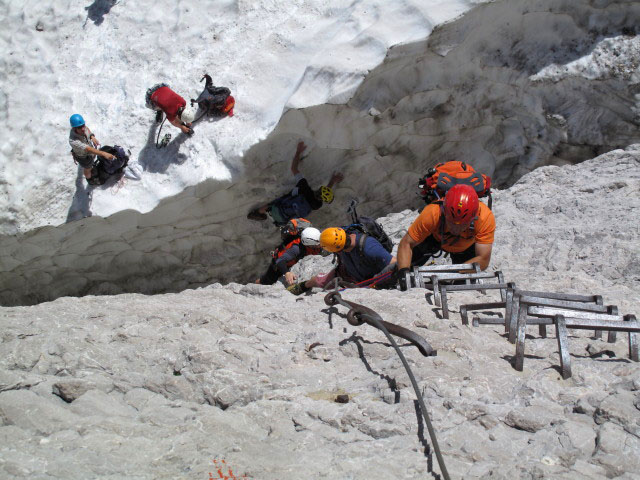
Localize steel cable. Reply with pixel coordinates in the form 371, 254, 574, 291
327, 286, 450, 480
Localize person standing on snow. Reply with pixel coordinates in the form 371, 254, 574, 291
68, 114, 115, 181
145, 84, 196, 135
247, 141, 344, 226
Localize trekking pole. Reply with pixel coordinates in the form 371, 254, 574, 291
155, 117, 171, 149
347, 198, 359, 224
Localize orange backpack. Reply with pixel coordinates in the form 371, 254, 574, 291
418, 161, 492, 208
279, 218, 312, 241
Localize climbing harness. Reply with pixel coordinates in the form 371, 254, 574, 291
323, 284, 450, 480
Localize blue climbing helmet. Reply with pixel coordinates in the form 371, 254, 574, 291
69, 114, 85, 128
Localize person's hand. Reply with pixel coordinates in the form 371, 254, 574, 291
332, 171, 345, 184
103, 152, 115, 161
284, 272, 297, 286
181, 125, 193, 135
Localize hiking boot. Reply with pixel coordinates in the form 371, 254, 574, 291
155, 111, 163, 123
286, 282, 308, 296
247, 209, 267, 221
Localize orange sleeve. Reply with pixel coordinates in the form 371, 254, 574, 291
408, 204, 441, 243
474, 203, 495, 244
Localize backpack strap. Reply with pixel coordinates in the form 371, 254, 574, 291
439, 203, 446, 249
355, 233, 381, 270
357, 233, 368, 253
436, 171, 486, 194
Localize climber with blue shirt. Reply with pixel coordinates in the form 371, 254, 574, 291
286, 227, 397, 295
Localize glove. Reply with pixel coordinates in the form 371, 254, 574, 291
396, 267, 410, 291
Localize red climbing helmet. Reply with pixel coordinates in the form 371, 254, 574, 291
444, 184, 479, 225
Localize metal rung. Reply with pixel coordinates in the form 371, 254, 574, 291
472, 316, 505, 327
416, 263, 475, 272
563, 317, 640, 332
431, 272, 503, 307
508, 292, 613, 344
443, 283, 509, 292
440, 282, 511, 319
528, 306, 621, 321
461, 302, 506, 325
517, 295, 613, 313
423, 271, 499, 281
515, 313, 638, 378
515, 290, 603, 304
514, 300, 617, 344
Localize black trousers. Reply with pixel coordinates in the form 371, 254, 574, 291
411, 235, 476, 267
259, 261, 281, 285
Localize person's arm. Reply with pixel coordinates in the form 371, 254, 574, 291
326, 171, 344, 189
397, 233, 420, 270
169, 116, 191, 134
84, 145, 114, 161
378, 256, 397, 274
84, 127, 99, 147
465, 243, 493, 271
274, 244, 302, 285
394, 233, 420, 290
290, 141, 307, 175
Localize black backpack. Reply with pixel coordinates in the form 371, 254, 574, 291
88, 145, 129, 185
344, 199, 393, 253
344, 217, 393, 254
191, 74, 231, 116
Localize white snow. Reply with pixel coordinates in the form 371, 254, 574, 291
531, 35, 640, 82
0, 0, 478, 235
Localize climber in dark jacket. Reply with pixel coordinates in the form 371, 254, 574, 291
247, 141, 344, 226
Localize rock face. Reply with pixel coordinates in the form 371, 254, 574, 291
1, 0, 639, 306
0, 148, 639, 479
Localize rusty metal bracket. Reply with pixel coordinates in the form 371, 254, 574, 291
550, 313, 639, 379
324, 291, 437, 357
554, 315, 572, 379
513, 293, 635, 375
428, 271, 503, 307
439, 280, 513, 320
406, 263, 478, 290
469, 284, 517, 334
508, 291, 607, 344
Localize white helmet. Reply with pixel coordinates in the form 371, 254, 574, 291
180, 105, 197, 123
300, 227, 321, 246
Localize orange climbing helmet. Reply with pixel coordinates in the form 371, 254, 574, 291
319, 227, 346, 252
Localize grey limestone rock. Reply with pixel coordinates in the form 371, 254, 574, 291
503, 406, 558, 433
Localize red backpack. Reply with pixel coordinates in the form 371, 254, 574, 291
418, 161, 492, 208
